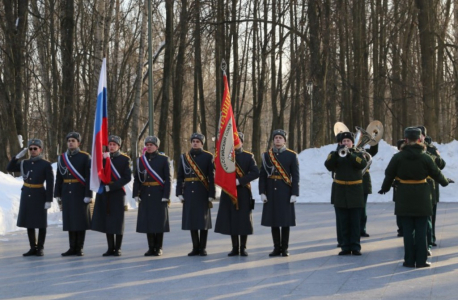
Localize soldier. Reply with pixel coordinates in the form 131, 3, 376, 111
7, 139, 54, 256
331, 133, 344, 248
134, 136, 172, 256
420, 127, 445, 249
260, 129, 299, 257
215, 132, 260, 256
176, 133, 215, 256
325, 132, 367, 256
394, 139, 405, 237
360, 143, 378, 238
92, 135, 131, 256
379, 127, 451, 268
55, 132, 93, 256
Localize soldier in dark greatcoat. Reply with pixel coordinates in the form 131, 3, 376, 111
55, 132, 93, 256
215, 132, 260, 256
325, 131, 367, 256
92, 135, 131, 256
379, 127, 451, 268
134, 136, 172, 256
7, 139, 54, 256
176, 133, 215, 256
260, 129, 299, 257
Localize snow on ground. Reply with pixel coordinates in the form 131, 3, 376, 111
1, 140, 456, 234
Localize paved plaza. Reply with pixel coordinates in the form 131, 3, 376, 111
2, 202, 458, 300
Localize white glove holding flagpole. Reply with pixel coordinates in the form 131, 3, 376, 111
83, 197, 92, 204
103, 152, 110, 159
15, 148, 28, 159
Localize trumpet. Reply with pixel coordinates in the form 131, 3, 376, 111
339, 146, 349, 157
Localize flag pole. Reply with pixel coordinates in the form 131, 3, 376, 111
148, 0, 154, 136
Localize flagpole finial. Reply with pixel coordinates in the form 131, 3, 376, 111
221, 59, 227, 74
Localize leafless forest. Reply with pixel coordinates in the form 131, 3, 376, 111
1, 0, 458, 172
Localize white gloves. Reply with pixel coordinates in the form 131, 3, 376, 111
178, 195, 184, 202
15, 148, 28, 159
290, 195, 297, 203
261, 194, 267, 203
103, 152, 110, 159
83, 197, 92, 204
135, 196, 141, 203
162, 198, 168, 202
104, 185, 110, 192
236, 179, 240, 186
44, 202, 51, 209
209, 197, 215, 202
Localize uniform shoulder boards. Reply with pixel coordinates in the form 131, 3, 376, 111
121, 153, 131, 160
80, 151, 90, 156
202, 149, 214, 156
243, 150, 254, 156
286, 149, 298, 155
158, 152, 169, 158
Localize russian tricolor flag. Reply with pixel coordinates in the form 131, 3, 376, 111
90, 58, 112, 193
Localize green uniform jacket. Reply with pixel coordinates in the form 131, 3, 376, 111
362, 144, 378, 194
325, 148, 367, 208
426, 143, 445, 204
380, 143, 449, 217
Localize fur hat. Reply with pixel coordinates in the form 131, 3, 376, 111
416, 125, 427, 137
145, 136, 160, 148
404, 127, 421, 141
340, 132, 354, 143
190, 133, 205, 144
28, 139, 43, 149
66, 132, 81, 142
108, 135, 122, 146
336, 132, 343, 143
272, 129, 287, 141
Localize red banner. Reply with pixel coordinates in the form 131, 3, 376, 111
215, 73, 241, 209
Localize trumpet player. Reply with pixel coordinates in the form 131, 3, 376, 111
325, 132, 367, 256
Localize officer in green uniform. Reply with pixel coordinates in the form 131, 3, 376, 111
420, 127, 445, 248
7, 139, 54, 256
331, 133, 344, 247
394, 139, 405, 237
360, 143, 378, 237
379, 127, 450, 268
325, 132, 367, 256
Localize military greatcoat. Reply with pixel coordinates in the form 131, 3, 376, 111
7, 156, 54, 229
92, 151, 131, 235
259, 147, 299, 227
176, 148, 215, 230
54, 149, 93, 231
215, 148, 259, 235
134, 151, 172, 233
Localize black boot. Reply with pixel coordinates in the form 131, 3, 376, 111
145, 234, 156, 256
154, 233, 163, 256
36, 228, 46, 256
269, 227, 282, 256
188, 230, 200, 256
75, 231, 86, 256
62, 231, 77, 256
240, 235, 248, 256
199, 230, 208, 256
281, 227, 290, 257
228, 235, 239, 256
113, 235, 123, 256
23, 228, 37, 256
103, 234, 115, 256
